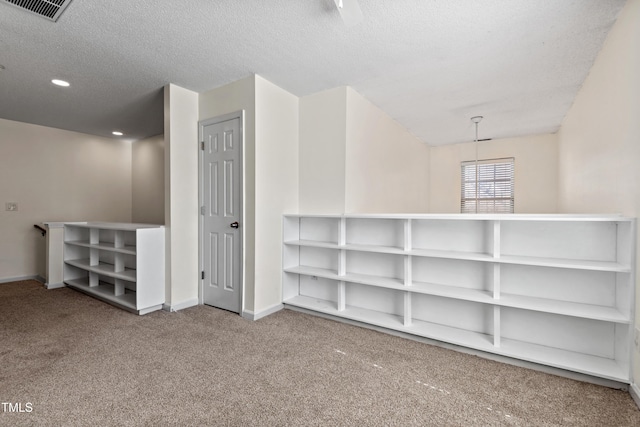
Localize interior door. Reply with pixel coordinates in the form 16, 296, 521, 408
201, 116, 242, 313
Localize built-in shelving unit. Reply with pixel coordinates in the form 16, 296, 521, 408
63, 222, 165, 315
282, 214, 636, 383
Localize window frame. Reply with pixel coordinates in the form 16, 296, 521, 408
460, 157, 515, 214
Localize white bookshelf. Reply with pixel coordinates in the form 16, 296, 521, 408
282, 214, 636, 383
63, 222, 165, 315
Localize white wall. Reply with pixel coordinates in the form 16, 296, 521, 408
299, 87, 347, 213
429, 133, 558, 213
557, 0, 639, 214
132, 134, 164, 224
254, 75, 299, 311
345, 88, 429, 213
199, 75, 257, 312
164, 84, 199, 308
0, 118, 132, 281
198, 75, 299, 316
301, 86, 555, 218
556, 0, 640, 385
299, 86, 430, 214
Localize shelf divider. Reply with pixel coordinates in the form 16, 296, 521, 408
493, 263, 501, 299
90, 228, 99, 245
492, 220, 501, 258
493, 306, 501, 347
90, 247, 98, 267
404, 291, 412, 327
338, 281, 346, 311
89, 271, 98, 287
114, 279, 125, 297
114, 230, 124, 249
404, 255, 411, 286
404, 218, 412, 252
115, 253, 124, 273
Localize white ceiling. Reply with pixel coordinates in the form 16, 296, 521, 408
0, 0, 626, 145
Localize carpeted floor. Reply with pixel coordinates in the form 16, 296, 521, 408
1, 280, 639, 426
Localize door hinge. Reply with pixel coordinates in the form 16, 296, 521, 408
201, 271, 205, 280
200, 141, 205, 151
200, 206, 205, 216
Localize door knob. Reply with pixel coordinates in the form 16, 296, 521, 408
230, 222, 239, 229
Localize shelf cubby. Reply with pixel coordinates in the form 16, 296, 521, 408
299, 246, 339, 274
345, 250, 405, 285
500, 307, 619, 358
298, 216, 341, 245
500, 220, 617, 262
412, 218, 497, 256
346, 281, 405, 318
345, 217, 405, 250
412, 294, 495, 335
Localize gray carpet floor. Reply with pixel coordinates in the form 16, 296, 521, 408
1, 280, 639, 426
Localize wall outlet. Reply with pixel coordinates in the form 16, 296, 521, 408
5, 202, 18, 211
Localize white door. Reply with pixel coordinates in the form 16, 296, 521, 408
200, 115, 242, 313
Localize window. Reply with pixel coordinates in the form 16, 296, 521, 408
461, 158, 514, 214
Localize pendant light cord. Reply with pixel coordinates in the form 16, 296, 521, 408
470, 116, 483, 214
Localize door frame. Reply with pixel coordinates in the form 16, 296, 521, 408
198, 110, 245, 313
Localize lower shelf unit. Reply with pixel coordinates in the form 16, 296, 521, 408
282, 214, 636, 383
62, 222, 165, 315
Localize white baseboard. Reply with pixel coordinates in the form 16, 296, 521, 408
163, 297, 199, 312
630, 383, 640, 410
0, 275, 45, 284
45, 282, 66, 289
242, 303, 283, 321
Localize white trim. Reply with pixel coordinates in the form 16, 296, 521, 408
163, 298, 199, 312
283, 213, 630, 221
198, 110, 245, 313
0, 275, 45, 284
242, 303, 284, 321
43, 222, 65, 229
631, 383, 640, 410
45, 282, 66, 289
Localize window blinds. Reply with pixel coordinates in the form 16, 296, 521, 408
461, 158, 514, 214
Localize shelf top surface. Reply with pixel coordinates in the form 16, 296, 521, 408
284, 213, 634, 221
43, 222, 65, 228
284, 213, 635, 222
63, 222, 164, 231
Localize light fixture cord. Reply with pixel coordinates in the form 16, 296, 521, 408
475, 121, 479, 214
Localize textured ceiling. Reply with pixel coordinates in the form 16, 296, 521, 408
0, 0, 626, 145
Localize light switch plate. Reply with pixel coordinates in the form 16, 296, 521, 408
6, 202, 18, 211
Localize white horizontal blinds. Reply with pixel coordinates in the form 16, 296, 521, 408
461, 158, 514, 214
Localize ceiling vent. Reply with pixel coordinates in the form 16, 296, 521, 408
1, 0, 73, 22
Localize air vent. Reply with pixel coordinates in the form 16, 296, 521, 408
2, 0, 73, 22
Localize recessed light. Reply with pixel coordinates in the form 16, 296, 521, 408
51, 79, 70, 87
112, 131, 124, 136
